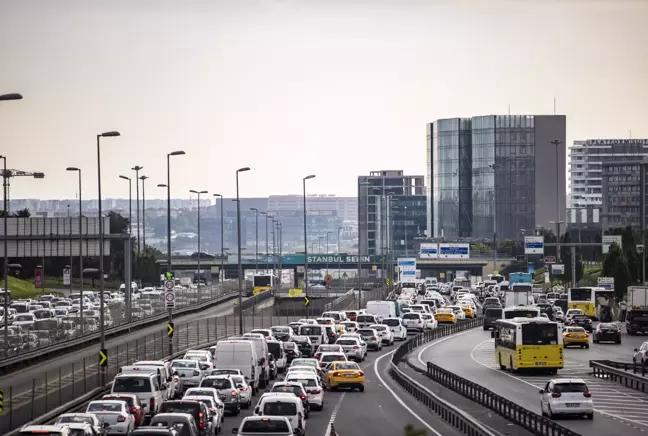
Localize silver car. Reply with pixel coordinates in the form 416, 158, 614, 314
357, 328, 381, 351
85, 400, 135, 435
171, 359, 205, 390
200, 375, 241, 416
335, 337, 366, 361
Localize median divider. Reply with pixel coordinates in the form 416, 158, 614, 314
589, 360, 648, 393
389, 318, 498, 436
393, 317, 583, 436
1, 286, 240, 374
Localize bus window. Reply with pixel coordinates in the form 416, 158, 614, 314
569, 288, 593, 301
521, 323, 558, 345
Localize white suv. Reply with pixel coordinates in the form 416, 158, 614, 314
539, 378, 593, 420
402, 312, 425, 333
382, 317, 407, 340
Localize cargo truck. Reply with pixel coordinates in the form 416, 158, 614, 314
626, 286, 648, 335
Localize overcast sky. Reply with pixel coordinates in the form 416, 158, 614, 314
1, 0, 647, 202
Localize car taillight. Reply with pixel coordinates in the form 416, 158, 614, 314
300, 394, 307, 400
583, 392, 592, 398
130, 407, 138, 413
149, 397, 156, 411
551, 393, 561, 398
371, 336, 377, 340
232, 390, 238, 396
240, 386, 248, 391
359, 371, 364, 376
117, 415, 126, 422
333, 372, 341, 377
193, 370, 200, 376
314, 353, 321, 359
200, 422, 204, 430
353, 346, 359, 349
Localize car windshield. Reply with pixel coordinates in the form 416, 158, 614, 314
567, 327, 586, 333
291, 360, 316, 367
113, 377, 151, 393
272, 327, 289, 333
160, 403, 200, 415
334, 362, 359, 370
210, 369, 238, 376
241, 420, 290, 433
172, 361, 197, 369
554, 383, 588, 393
299, 327, 321, 336
598, 323, 619, 330
201, 378, 231, 389
402, 313, 420, 319
286, 377, 317, 387
57, 416, 94, 424
104, 396, 134, 406
357, 315, 375, 322
271, 385, 302, 395
15, 315, 33, 322
321, 354, 345, 362
87, 402, 123, 412
336, 339, 357, 346
263, 401, 297, 415
185, 354, 208, 361
382, 319, 399, 326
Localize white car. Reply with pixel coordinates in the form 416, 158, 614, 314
553, 307, 564, 322
419, 313, 438, 330
539, 378, 593, 420
565, 309, 584, 325
54, 413, 105, 435
402, 312, 426, 333
447, 306, 466, 320
284, 372, 324, 411
369, 324, 394, 345
633, 341, 648, 366
85, 400, 135, 434
340, 321, 359, 333
382, 317, 407, 340
230, 374, 253, 408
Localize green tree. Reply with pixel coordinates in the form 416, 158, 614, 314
602, 243, 631, 299
404, 424, 426, 436
136, 245, 164, 286
13, 208, 31, 217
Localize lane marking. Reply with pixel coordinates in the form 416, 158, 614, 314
374, 351, 444, 436
467, 339, 648, 430
416, 328, 475, 367
324, 392, 346, 436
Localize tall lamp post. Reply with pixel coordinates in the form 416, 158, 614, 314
236, 167, 251, 334
250, 208, 260, 274
132, 165, 143, 256
261, 212, 269, 273
302, 175, 315, 316
337, 226, 343, 282
1, 93, 22, 356
96, 130, 120, 381
551, 139, 563, 262
66, 167, 84, 334
140, 175, 148, 250
163, 150, 185, 355
213, 194, 224, 283
325, 231, 332, 275
190, 190, 208, 285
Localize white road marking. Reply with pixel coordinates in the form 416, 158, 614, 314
374, 350, 445, 436
324, 392, 346, 436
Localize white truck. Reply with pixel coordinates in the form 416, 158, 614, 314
628, 286, 648, 307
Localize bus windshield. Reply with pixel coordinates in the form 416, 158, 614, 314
253, 276, 272, 287
521, 323, 558, 345
504, 309, 539, 319
569, 288, 593, 302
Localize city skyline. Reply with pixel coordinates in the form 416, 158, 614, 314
2, 1, 647, 200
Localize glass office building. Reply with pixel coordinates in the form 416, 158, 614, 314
390, 195, 427, 257
427, 115, 566, 240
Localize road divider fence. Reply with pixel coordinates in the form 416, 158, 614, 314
393, 316, 582, 436
590, 360, 648, 393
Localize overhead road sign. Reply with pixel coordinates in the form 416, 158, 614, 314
524, 236, 544, 255
438, 243, 470, 259
551, 264, 565, 275
167, 322, 174, 338
598, 276, 615, 291
419, 243, 438, 259
99, 349, 108, 367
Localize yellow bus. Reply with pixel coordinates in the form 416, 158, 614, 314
492, 317, 563, 374
252, 274, 277, 296
568, 287, 596, 318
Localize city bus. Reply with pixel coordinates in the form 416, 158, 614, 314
503, 305, 540, 319
492, 317, 563, 373
568, 287, 597, 318
252, 274, 277, 296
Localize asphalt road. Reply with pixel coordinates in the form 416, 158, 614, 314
409, 327, 648, 436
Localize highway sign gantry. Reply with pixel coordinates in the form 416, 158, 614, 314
99, 349, 108, 367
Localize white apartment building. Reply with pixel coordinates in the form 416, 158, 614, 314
569, 138, 648, 209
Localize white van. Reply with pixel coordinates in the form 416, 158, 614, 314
255, 395, 306, 434
356, 313, 379, 328
298, 324, 327, 347
211, 340, 260, 395
321, 311, 347, 323
365, 301, 396, 323
241, 333, 270, 389
133, 360, 177, 400
111, 372, 166, 417
267, 340, 287, 373
121, 364, 171, 400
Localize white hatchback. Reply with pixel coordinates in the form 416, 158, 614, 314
539, 378, 594, 419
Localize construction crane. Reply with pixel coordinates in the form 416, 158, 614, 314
1, 169, 45, 214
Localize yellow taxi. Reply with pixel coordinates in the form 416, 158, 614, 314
459, 302, 476, 319
335, 325, 347, 336
322, 361, 365, 392
563, 326, 590, 349
434, 308, 457, 324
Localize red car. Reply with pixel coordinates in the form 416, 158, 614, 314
102, 394, 145, 426
345, 311, 359, 322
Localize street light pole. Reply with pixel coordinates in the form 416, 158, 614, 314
96, 131, 120, 381
132, 165, 143, 257
66, 167, 84, 335
214, 194, 224, 283
236, 167, 251, 334
551, 139, 563, 263
164, 150, 185, 355
404, 206, 408, 256
140, 175, 148, 250
190, 190, 208, 286
326, 231, 332, 276
250, 208, 259, 274
261, 212, 269, 273
118, 175, 132, 239
337, 226, 343, 283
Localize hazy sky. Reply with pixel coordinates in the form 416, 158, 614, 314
1, 0, 647, 202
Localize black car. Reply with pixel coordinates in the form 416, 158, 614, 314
593, 323, 622, 344
158, 401, 209, 436
570, 315, 593, 332
283, 342, 301, 364
483, 307, 503, 331
292, 336, 313, 358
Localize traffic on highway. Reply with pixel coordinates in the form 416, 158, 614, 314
14, 288, 467, 436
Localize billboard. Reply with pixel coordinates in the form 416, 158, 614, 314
524, 236, 544, 255
438, 243, 470, 259
398, 258, 417, 282
419, 243, 438, 259
602, 235, 622, 254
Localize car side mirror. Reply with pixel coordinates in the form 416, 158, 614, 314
538, 389, 544, 394
237, 384, 244, 389
232, 429, 238, 434
173, 371, 179, 376
634, 348, 639, 352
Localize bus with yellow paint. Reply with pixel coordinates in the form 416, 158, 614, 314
492, 317, 563, 374
568, 287, 597, 318
252, 274, 277, 296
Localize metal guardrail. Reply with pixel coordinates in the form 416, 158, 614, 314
0, 283, 242, 373
389, 318, 497, 436
405, 319, 582, 436
590, 360, 648, 393
236, 289, 274, 313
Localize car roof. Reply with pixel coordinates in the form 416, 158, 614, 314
550, 378, 586, 384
